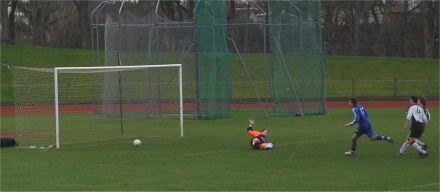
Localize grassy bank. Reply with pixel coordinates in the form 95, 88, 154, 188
1, 45, 438, 103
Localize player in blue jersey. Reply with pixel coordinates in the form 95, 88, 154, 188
344, 97, 393, 156
396, 96, 428, 157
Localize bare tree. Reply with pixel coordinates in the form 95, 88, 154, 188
3, 0, 436, 58
421, 0, 439, 58
160, 0, 175, 20
15, 1, 59, 46
226, 0, 236, 20
8, 0, 18, 45
374, 0, 391, 56
188, 0, 194, 18
72, 0, 90, 49
1, 0, 11, 44
348, 1, 361, 55
361, 1, 376, 56
321, 1, 347, 54
49, 1, 80, 48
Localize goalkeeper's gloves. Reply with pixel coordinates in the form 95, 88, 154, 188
249, 119, 255, 127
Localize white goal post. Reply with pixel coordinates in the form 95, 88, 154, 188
54, 64, 183, 148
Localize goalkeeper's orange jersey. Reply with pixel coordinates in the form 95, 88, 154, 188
247, 129, 261, 138
247, 126, 266, 143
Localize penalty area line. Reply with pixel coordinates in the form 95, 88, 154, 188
277, 136, 351, 147
388, 182, 439, 191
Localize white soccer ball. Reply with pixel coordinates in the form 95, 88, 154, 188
133, 139, 141, 147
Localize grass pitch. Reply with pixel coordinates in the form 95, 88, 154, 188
1, 108, 438, 191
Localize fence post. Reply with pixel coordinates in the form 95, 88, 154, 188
27, 85, 30, 102
229, 79, 232, 100
351, 78, 355, 97
394, 78, 397, 97
189, 81, 192, 101
67, 83, 71, 103
429, 78, 432, 97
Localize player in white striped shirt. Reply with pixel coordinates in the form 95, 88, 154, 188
397, 96, 428, 157
415, 95, 430, 156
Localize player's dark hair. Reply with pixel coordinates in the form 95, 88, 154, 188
418, 95, 427, 107
350, 97, 357, 106
260, 128, 268, 133
410, 96, 418, 103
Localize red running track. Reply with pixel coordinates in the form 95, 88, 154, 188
1, 100, 438, 116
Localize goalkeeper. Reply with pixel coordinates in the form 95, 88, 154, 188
247, 119, 274, 150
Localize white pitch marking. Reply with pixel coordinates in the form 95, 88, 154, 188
387, 183, 439, 191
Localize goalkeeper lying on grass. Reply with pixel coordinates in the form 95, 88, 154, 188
247, 119, 274, 150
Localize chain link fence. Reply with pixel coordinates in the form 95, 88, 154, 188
227, 78, 439, 102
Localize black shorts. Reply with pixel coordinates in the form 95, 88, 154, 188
409, 122, 424, 138
250, 138, 260, 149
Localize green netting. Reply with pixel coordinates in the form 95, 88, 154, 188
102, 9, 198, 117
195, 0, 231, 119
269, 0, 325, 116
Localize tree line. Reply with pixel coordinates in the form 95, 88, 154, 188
1, 0, 438, 58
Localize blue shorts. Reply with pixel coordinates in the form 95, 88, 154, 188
355, 126, 374, 137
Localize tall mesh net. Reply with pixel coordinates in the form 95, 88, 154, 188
10, 67, 55, 148
10, 65, 183, 148
103, 9, 197, 118
269, 0, 325, 116
93, 0, 326, 119
225, 5, 271, 117
194, 0, 231, 119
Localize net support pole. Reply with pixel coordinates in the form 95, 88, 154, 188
91, 0, 109, 67
270, 37, 304, 116
226, 37, 268, 118
54, 68, 60, 149
287, 0, 305, 112
179, 65, 184, 137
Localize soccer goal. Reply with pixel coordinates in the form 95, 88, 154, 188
11, 64, 183, 149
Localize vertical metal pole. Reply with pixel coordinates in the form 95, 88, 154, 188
91, 1, 109, 115
118, 1, 126, 135
429, 78, 432, 97
288, 0, 305, 112
208, 3, 217, 114
179, 65, 184, 137
155, 0, 162, 117
54, 68, 60, 149
194, 1, 201, 119
352, 78, 355, 97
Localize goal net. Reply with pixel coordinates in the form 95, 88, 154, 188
194, 0, 231, 119
10, 64, 183, 148
269, 0, 326, 116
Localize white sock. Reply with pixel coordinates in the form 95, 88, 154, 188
263, 143, 273, 149
412, 142, 425, 153
415, 139, 425, 146
399, 143, 410, 154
